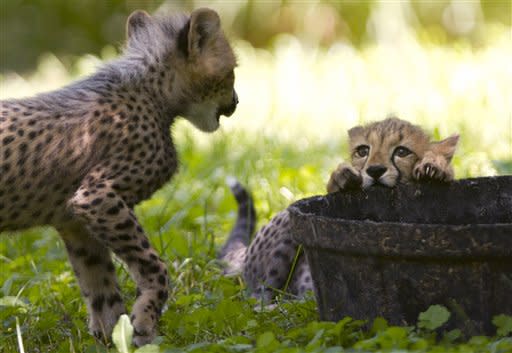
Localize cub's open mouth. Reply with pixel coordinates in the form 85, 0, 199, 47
217, 104, 236, 119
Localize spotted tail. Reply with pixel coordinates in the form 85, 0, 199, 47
219, 177, 256, 275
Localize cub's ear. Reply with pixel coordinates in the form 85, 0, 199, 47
431, 134, 459, 161
348, 126, 364, 140
187, 8, 221, 58
126, 10, 152, 39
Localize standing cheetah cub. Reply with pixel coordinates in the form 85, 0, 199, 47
1, 9, 237, 346
220, 118, 458, 302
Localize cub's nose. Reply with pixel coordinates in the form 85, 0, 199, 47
366, 165, 387, 180
233, 90, 239, 105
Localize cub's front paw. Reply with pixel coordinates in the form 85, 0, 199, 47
326, 163, 362, 193
414, 153, 454, 182
131, 314, 157, 347
130, 294, 162, 347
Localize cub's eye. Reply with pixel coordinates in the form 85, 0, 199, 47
394, 146, 412, 158
355, 145, 369, 158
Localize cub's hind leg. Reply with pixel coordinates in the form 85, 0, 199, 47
287, 256, 313, 298
243, 211, 300, 302
59, 223, 126, 343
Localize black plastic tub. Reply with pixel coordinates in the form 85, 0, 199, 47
288, 176, 512, 335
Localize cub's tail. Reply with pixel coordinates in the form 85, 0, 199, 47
218, 177, 256, 275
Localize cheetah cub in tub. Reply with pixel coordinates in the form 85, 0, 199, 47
220, 117, 459, 302
1, 8, 237, 346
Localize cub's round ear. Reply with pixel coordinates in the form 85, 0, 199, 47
432, 134, 460, 161
188, 8, 221, 58
348, 126, 364, 140
126, 10, 152, 39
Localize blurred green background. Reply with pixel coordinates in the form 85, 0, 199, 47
1, 0, 511, 73
3, 0, 510, 174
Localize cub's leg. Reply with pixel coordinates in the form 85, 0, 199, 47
326, 162, 362, 193
59, 223, 126, 343
287, 256, 314, 297
68, 176, 168, 347
413, 151, 454, 182
244, 211, 299, 302
414, 135, 458, 182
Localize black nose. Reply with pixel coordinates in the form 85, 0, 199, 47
366, 165, 387, 180
233, 90, 239, 105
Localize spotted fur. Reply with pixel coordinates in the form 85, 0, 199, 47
1, 8, 237, 346
221, 118, 458, 302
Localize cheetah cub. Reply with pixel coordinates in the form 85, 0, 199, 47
220, 118, 458, 302
1, 9, 237, 346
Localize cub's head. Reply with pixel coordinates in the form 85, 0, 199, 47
126, 9, 238, 132
348, 118, 458, 188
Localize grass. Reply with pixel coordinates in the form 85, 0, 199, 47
1, 27, 512, 352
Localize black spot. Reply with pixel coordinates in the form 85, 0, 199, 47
75, 248, 88, 257
148, 264, 160, 273
119, 245, 142, 253
157, 290, 168, 301
3, 135, 15, 145
114, 219, 134, 230
107, 293, 122, 307
118, 234, 131, 241
106, 206, 120, 215
91, 197, 103, 206
274, 250, 290, 263
100, 116, 113, 125
85, 254, 102, 266
92, 295, 105, 312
